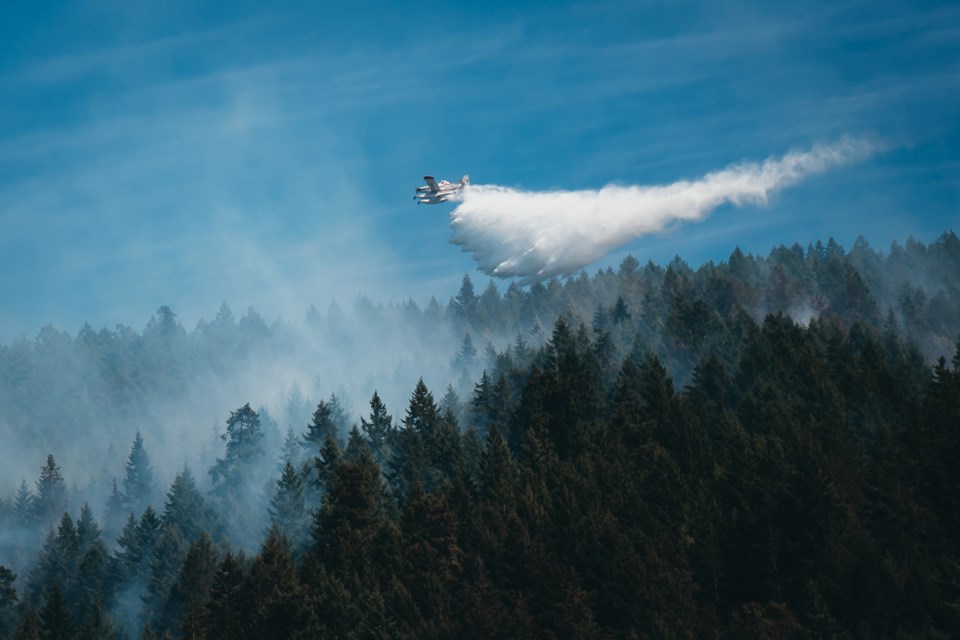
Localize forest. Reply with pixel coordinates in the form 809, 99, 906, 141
1, 232, 959, 638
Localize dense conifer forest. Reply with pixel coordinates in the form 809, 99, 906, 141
1, 232, 959, 638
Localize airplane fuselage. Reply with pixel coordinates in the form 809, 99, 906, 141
414, 175, 469, 204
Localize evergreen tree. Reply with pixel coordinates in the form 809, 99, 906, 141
0, 566, 17, 639
141, 526, 187, 630
75, 504, 100, 554
121, 432, 156, 516
247, 528, 310, 638
210, 404, 266, 486
161, 532, 219, 639
103, 478, 126, 539
302, 401, 336, 457
39, 586, 74, 640
269, 461, 308, 547
327, 392, 351, 438
15, 479, 36, 526
203, 552, 249, 640
34, 455, 67, 527
134, 507, 163, 578
12, 609, 40, 640
162, 467, 219, 545
453, 274, 478, 321
360, 391, 394, 470
279, 427, 302, 469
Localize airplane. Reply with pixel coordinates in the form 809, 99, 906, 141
414, 175, 470, 204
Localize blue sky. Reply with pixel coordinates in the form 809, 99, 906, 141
0, 0, 957, 340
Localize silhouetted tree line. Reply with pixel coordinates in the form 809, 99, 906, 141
2, 232, 960, 637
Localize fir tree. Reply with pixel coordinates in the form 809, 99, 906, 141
210, 404, 265, 486
39, 586, 74, 640
0, 566, 17, 638
360, 391, 394, 469
203, 552, 249, 640
327, 392, 351, 438
162, 467, 219, 545
34, 455, 66, 527
302, 401, 336, 457
269, 461, 308, 547
121, 431, 156, 515
103, 478, 126, 539
12, 608, 40, 640
14, 479, 35, 526
162, 532, 219, 639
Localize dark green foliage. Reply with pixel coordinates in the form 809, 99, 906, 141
12, 608, 41, 640
203, 552, 248, 640
326, 392, 351, 439
360, 390, 394, 471
161, 467, 219, 546
39, 586, 74, 640
301, 401, 336, 457
161, 532, 219, 639
268, 461, 307, 547
210, 404, 265, 486
34, 455, 66, 528
0, 566, 17, 638
8, 233, 960, 638
121, 432, 156, 516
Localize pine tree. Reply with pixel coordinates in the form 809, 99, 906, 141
39, 586, 74, 640
328, 392, 351, 437
134, 507, 163, 578
204, 552, 249, 640
440, 384, 463, 428
453, 274, 478, 321
0, 566, 17, 639
162, 532, 219, 639
141, 526, 187, 630
111, 513, 141, 587
12, 608, 40, 640
122, 431, 157, 515
612, 295, 632, 324
453, 332, 478, 372
279, 427, 302, 469
210, 404, 266, 486
302, 401, 336, 457
72, 539, 108, 629
35, 455, 67, 527
15, 479, 36, 526
360, 391, 394, 469
248, 528, 310, 638
75, 504, 100, 554
162, 467, 219, 545
103, 478, 126, 539
269, 461, 308, 547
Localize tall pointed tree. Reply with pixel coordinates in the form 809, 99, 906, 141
360, 391, 394, 469
302, 400, 337, 457
0, 566, 17, 639
269, 461, 308, 547
122, 431, 157, 515
35, 455, 67, 527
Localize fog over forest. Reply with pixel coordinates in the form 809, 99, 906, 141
1, 231, 959, 637
2, 233, 958, 501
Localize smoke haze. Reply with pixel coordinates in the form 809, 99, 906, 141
449, 137, 878, 280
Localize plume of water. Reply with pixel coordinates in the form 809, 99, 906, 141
450, 137, 877, 281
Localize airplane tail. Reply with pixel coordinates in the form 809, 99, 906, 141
461, 175, 470, 186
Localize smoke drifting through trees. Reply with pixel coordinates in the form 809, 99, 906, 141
450, 137, 878, 280
0, 233, 960, 638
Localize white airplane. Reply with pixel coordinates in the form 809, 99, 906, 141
414, 175, 470, 204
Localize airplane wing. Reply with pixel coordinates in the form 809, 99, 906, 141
423, 176, 440, 192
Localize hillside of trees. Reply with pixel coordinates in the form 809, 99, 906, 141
1, 232, 959, 638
